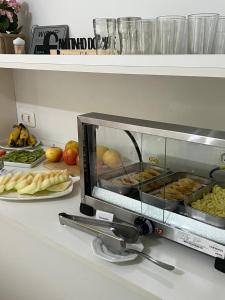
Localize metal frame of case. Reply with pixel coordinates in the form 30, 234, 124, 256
78, 112, 225, 272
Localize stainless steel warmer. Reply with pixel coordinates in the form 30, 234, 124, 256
77, 112, 225, 273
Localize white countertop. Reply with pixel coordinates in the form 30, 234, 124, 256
0, 171, 225, 300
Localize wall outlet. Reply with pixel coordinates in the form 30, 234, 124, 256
21, 111, 36, 128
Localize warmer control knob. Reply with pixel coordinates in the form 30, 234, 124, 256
134, 217, 154, 236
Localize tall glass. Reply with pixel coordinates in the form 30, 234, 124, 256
213, 16, 225, 54
93, 18, 116, 54
141, 19, 157, 54
117, 17, 142, 54
188, 13, 219, 54
157, 15, 187, 54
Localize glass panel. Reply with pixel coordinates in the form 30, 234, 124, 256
90, 125, 144, 215
165, 138, 224, 176
163, 137, 225, 244
139, 133, 167, 222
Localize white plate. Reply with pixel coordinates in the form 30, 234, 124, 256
0, 139, 41, 151
3, 154, 46, 168
0, 176, 80, 201
92, 237, 144, 263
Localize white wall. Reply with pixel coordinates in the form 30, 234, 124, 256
0, 69, 17, 140
20, 0, 225, 37
15, 0, 225, 133
13, 70, 225, 131
16, 102, 81, 146
14, 0, 225, 167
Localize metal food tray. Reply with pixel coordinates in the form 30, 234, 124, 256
185, 184, 225, 228
99, 162, 168, 195
140, 172, 212, 211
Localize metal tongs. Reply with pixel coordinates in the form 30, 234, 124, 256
59, 212, 139, 243
59, 213, 175, 271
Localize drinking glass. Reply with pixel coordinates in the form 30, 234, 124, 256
157, 15, 187, 54
141, 19, 157, 54
188, 13, 219, 54
117, 17, 142, 54
93, 18, 116, 54
213, 16, 225, 54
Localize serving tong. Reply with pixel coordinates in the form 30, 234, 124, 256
59, 213, 174, 271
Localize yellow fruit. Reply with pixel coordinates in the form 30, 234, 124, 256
96, 145, 108, 160
28, 134, 37, 147
47, 181, 71, 192
65, 140, 79, 152
103, 149, 122, 169
45, 147, 63, 162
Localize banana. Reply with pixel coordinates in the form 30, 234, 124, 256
7, 125, 21, 147
7, 123, 37, 148
19, 123, 29, 146
27, 134, 37, 147
16, 138, 24, 147
7, 133, 15, 147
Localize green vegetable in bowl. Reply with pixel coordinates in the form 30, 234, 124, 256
2, 149, 45, 164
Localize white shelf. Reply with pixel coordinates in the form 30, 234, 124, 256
0, 54, 225, 77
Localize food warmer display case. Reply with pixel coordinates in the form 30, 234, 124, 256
77, 112, 225, 272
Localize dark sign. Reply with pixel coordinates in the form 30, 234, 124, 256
42, 34, 96, 53
30, 24, 97, 54
30, 25, 69, 54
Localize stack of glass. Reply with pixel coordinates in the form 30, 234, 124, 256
93, 13, 225, 55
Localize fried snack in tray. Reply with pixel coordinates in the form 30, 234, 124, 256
160, 177, 202, 201
191, 185, 225, 217
0, 170, 70, 195
111, 168, 161, 186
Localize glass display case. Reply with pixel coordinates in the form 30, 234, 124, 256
78, 112, 225, 272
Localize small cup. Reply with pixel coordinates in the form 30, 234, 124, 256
13, 37, 25, 54
141, 19, 157, 54
93, 18, 116, 55
213, 16, 225, 54
188, 13, 219, 54
157, 15, 187, 54
117, 17, 142, 54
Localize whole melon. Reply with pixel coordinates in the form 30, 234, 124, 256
103, 149, 122, 169
96, 145, 108, 160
